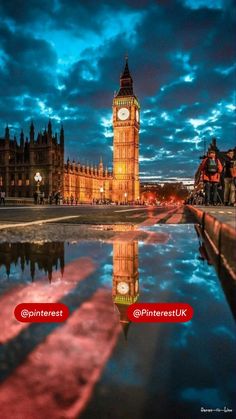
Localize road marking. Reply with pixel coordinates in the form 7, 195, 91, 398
166, 209, 184, 224
115, 206, 164, 213
115, 208, 147, 213
218, 211, 225, 214
131, 213, 145, 218
227, 211, 233, 214
0, 215, 80, 230
139, 209, 177, 226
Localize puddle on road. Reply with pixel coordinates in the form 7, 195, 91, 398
0, 224, 235, 419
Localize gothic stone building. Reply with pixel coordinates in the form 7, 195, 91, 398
0, 122, 64, 198
0, 58, 140, 203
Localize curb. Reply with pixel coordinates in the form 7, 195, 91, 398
187, 205, 236, 281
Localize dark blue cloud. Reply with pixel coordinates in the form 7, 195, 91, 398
0, 0, 235, 182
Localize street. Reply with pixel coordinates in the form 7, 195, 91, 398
0, 204, 181, 227
0, 204, 235, 231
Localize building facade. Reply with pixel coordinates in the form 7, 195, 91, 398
63, 158, 113, 202
0, 121, 64, 198
0, 58, 140, 203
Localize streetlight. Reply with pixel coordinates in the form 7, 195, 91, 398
100, 186, 104, 203
124, 192, 127, 205
34, 172, 42, 195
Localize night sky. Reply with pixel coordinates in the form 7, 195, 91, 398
0, 0, 235, 183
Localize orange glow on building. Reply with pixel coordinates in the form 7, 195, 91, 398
112, 57, 140, 203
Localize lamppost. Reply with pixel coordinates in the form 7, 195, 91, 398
124, 192, 127, 205
34, 172, 42, 195
100, 186, 104, 204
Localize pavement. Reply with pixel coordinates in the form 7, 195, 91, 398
188, 204, 236, 281
193, 205, 236, 228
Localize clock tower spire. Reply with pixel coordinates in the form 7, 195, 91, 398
112, 57, 140, 204
116, 55, 133, 97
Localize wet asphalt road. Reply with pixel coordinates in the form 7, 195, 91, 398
0, 204, 234, 228
0, 205, 173, 224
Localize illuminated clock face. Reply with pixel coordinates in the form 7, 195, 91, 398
117, 281, 129, 295
118, 107, 130, 121
135, 280, 139, 293
136, 109, 139, 122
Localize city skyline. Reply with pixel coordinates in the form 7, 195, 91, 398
0, 0, 235, 184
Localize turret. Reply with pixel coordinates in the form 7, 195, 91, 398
5, 125, 10, 141
20, 129, 24, 147
60, 125, 64, 148
30, 121, 34, 143
48, 120, 52, 138
99, 156, 103, 176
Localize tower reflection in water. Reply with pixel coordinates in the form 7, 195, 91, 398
0, 239, 139, 336
112, 240, 139, 338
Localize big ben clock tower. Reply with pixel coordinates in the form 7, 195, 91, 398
112, 57, 140, 203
